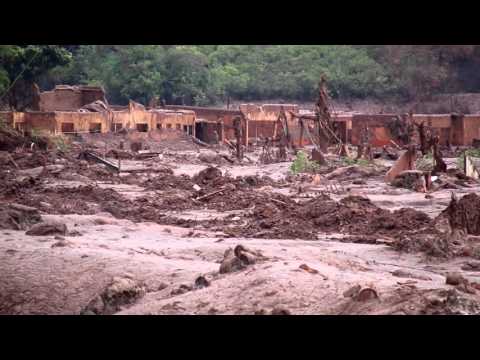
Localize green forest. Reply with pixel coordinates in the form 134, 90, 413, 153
2, 45, 480, 108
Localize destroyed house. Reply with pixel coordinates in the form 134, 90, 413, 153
164, 103, 301, 146
4, 84, 196, 137
240, 104, 299, 143
110, 101, 195, 135
39, 85, 108, 112
163, 105, 248, 145
8, 104, 196, 137
5, 83, 480, 148
350, 113, 480, 147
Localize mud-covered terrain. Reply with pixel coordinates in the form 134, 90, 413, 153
2, 129, 480, 315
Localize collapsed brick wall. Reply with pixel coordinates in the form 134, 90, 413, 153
164, 105, 245, 144
350, 113, 480, 147
248, 121, 276, 139
351, 114, 399, 147
241, 104, 300, 142
39, 86, 107, 112
4, 102, 195, 138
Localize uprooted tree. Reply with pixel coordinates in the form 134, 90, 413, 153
289, 76, 343, 165
414, 120, 447, 174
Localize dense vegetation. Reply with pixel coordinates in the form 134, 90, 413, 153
2, 45, 480, 109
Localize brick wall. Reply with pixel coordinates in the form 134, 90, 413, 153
462, 115, 480, 145
39, 86, 106, 112
351, 114, 398, 146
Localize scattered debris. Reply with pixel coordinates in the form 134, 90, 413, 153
25, 220, 67, 236
446, 272, 466, 286
299, 264, 319, 274
171, 284, 193, 296
81, 277, 146, 315
0, 203, 41, 230
385, 146, 417, 183
271, 307, 291, 315
461, 261, 480, 271
4, 95, 480, 316
219, 245, 264, 274
343, 285, 362, 298
443, 193, 480, 236
354, 288, 379, 302
194, 276, 210, 289
391, 170, 427, 192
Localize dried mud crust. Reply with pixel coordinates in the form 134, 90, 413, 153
334, 286, 480, 315
79, 129, 199, 153
389, 192, 480, 259
225, 195, 433, 241
441, 193, 480, 235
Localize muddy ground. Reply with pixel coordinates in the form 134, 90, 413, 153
2, 129, 480, 315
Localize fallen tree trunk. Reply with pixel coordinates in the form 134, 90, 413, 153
385, 146, 417, 183
79, 151, 119, 172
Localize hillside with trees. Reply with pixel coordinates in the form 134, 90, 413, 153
2, 45, 480, 109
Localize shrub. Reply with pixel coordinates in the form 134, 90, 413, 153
290, 151, 320, 174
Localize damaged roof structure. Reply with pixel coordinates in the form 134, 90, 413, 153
3, 84, 480, 149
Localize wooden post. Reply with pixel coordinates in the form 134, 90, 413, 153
299, 119, 304, 148
233, 116, 243, 160
244, 116, 248, 147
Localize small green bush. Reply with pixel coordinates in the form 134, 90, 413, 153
290, 151, 320, 174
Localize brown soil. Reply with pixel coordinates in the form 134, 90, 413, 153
442, 193, 480, 235
3, 129, 480, 315
226, 194, 433, 241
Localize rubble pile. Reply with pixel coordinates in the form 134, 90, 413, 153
226, 194, 433, 241
442, 193, 480, 235
4, 110, 480, 316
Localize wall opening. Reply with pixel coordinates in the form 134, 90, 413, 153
157, 123, 162, 130
136, 123, 148, 132
195, 122, 206, 142
188, 125, 193, 136
111, 123, 123, 132
89, 123, 102, 133
15, 123, 25, 133
183, 125, 188, 133
61, 122, 75, 134
166, 124, 172, 129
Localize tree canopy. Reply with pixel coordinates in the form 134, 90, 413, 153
3, 45, 480, 109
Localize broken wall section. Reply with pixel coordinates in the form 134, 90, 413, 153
351, 113, 480, 147
39, 85, 108, 112
241, 104, 299, 142
164, 105, 246, 145
4, 101, 196, 138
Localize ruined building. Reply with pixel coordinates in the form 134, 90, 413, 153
2, 84, 480, 148
0, 85, 196, 137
